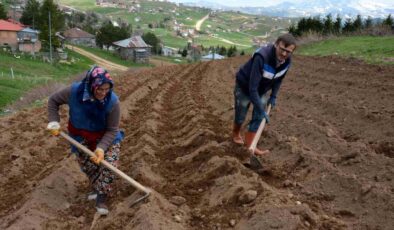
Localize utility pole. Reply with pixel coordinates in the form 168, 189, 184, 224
10, 4, 16, 21
49, 11, 53, 63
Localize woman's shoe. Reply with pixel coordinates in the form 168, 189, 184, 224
96, 194, 109, 215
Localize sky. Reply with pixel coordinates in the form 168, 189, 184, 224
169, 0, 394, 7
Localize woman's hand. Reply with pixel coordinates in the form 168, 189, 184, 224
47, 121, 60, 136
91, 148, 104, 165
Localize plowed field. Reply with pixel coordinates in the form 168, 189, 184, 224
0, 55, 393, 230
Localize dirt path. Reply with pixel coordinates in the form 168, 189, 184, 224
0, 56, 393, 229
195, 13, 250, 47
214, 35, 250, 47
195, 14, 210, 31
66, 45, 129, 72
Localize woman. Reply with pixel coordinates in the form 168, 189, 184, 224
47, 66, 123, 215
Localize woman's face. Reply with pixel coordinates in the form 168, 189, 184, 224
94, 83, 111, 100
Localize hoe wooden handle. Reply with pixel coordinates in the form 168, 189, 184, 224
248, 104, 271, 154
60, 131, 151, 194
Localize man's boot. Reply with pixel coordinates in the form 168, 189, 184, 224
96, 193, 109, 215
245, 131, 270, 155
232, 123, 244, 145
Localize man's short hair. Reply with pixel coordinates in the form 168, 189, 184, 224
275, 34, 297, 47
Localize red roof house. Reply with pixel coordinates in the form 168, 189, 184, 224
0, 19, 24, 31
0, 20, 41, 53
0, 19, 24, 51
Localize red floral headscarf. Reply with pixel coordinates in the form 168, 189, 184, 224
82, 66, 114, 102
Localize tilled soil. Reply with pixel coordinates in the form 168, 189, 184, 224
0, 55, 393, 230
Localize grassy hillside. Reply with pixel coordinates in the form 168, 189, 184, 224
298, 36, 394, 65
74, 45, 154, 67
58, 0, 293, 51
0, 50, 93, 111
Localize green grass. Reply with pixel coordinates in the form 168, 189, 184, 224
148, 28, 188, 49
58, 0, 97, 10
0, 50, 93, 110
298, 36, 394, 65
151, 55, 187, 64
72, 45, 153, 67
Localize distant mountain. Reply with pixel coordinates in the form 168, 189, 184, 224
178, 0, 394, 18
177, 0, 224, 9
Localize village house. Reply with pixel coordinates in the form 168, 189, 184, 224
201, 53, 225, 61
96, 0, 118, 8
252, 37, 267, 48
161, 46, 178, 57
112, 36, 151, 64
0, 19, 23, 51
128, 5, 139, 13
63, 27, 96, 47
96, 0, 128, 8
187, 43, 203, 61
0, 19, 41, 53
17, 27, 41, 54
240, 22, 258, 30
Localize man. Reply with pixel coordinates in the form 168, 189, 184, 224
232, 33, 296, 155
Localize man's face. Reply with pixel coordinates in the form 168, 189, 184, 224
275, 41, 296, 62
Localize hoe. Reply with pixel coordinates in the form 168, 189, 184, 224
60, 131, 151, 207
248, 104, 271, 170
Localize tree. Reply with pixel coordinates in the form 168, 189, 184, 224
82, 12, 100, 35
296, 18, 307, 34
181, 48, 188, 57
311, 16, 324, 33
96, 20, 130, 50
37, 0, 65, 50
352, 15, 363, 32
65, 11, 85, 29
342, 18, 354, 33
115, 23, 131, 42
288, 24, 300, 36
227, 45, 237, 57
218, 46, 226, 55
333, 15, 342, 34
323, 14, 334, 35
383, 14, 393, 27
142, 32, 161, 54
0, 3, 7, 19
96, 21, 116, 50
294, 16, 324, 35
364, 16, 373, 28
20, 0, 40, 29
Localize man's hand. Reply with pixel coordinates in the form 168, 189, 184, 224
263, 111, 270, 123
268, 96, 276, 108
91, 148, 104, 165
47, 121, 60, 136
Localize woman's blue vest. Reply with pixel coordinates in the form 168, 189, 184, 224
69, 82, 118, 131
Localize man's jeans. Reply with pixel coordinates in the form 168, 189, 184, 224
233, 83, 268, 132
